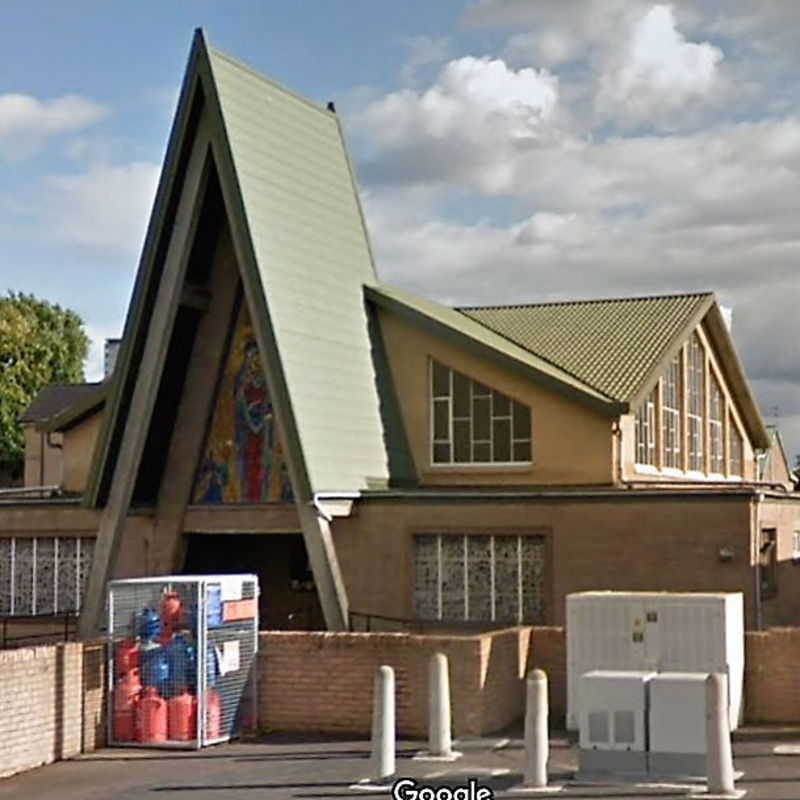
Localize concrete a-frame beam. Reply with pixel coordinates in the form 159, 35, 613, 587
77, 122, 212, 638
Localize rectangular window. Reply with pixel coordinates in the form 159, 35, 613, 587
709, 372, 724, 475
413, 533, 545, 623
430, 360, 532, 465
661, 353, 682, 469
729, 418, 743, 477
0, 537, 94, 615
634, 387, 657, 466
687, 334, 705, 471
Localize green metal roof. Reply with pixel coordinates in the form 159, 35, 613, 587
205, 45, 391, 494
459, 293, 714, 403
366, 284, 624, 414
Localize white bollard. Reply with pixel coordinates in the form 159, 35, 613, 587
706, 672, 737, 796
429, 652, 453, 757
524, 668, 549, 788
371, 665, 395, 781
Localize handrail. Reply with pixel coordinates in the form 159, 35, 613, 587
348, 610, 426, 633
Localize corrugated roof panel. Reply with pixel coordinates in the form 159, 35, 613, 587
208, 48, 390, 492
460, 294, 713, 402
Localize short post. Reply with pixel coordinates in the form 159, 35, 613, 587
371, 665, 395, 781
524, 668, 549, 788
429, 652, 453, 757
705, 672, 736, 796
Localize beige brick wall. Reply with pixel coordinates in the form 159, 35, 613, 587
0, 640, 105, 780
258, 628, 537, 737
744, 628, 800, 723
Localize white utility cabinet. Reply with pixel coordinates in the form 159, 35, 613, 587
578, 670, 654, 777
566, 591, 744, 731
648, 672, 708, 778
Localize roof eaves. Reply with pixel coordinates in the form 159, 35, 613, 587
83, 29, 208, 508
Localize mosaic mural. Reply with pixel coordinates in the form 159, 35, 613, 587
192, 299, 294, 505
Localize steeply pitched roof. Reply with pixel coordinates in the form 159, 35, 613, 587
87, 30, 391, 504
19, 383, 105, 427
459, 293, 713, 403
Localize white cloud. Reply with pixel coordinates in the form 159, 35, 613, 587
356, 56, 560, 193
597, 4, 724, 122
0, 93, 109, 160
44, 161, 160, 256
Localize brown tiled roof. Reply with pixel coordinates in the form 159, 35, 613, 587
19, 383, 104, 424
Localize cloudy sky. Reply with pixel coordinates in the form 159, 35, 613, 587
1, 1, 798, 461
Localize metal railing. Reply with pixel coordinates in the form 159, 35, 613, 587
0, 611, 79, 649
348, 610, 427, 633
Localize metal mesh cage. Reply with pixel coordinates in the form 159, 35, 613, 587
107, 574, 259, 749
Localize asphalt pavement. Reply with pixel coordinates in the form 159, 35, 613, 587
0, 728, 799, 800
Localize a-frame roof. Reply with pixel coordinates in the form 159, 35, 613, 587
86, 29, 391, 505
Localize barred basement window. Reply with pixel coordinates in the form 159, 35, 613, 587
0, 537, 94, 615
413, 533, 545, 623
709, 372, 724, 474
634, 387, 657, 466
687, 334, 705, 471
729, 418, 743, 477
662, 353, 682, 469
430, 360, 532, 465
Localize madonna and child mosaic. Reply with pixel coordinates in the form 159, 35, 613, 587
192, 299, 293, 504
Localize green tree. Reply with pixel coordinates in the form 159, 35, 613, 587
0, 292, 89, 478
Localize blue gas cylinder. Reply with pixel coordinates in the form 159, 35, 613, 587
164, 634, 191, 694
184, 642, 218, 691
137, 607, 161, 642
206, 585, 223, 628
141, 645, 170, 693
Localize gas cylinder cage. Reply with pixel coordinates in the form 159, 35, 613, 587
107, 574, 259, 749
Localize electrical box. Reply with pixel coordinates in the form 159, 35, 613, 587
567, 591, 744, 731
107, 574, 259, 749
648, 672, 708, 778
578, 670, 654, 777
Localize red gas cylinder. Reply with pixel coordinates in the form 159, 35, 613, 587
113, 667, 142, 742
115, 638, 140, 676
168, 689, 198, 741
205, 688, 223, 739
161, 592, 183, 630
137, 686, 167, 744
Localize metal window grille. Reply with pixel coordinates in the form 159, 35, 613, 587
414, 533, 544, 624
0, 537, 94, 615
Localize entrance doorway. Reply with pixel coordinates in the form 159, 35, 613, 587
182, 533, 324, 630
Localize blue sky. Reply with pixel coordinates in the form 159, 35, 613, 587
1, 1, 799, 459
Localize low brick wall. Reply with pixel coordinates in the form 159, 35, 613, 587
259, 627, 538, 737
0, 640, 105, 779
745, 628, 800, 723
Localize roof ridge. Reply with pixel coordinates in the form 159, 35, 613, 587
457, 290, 714, 312
207, 45, 334, 118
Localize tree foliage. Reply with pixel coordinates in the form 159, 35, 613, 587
0, 292, 89, 476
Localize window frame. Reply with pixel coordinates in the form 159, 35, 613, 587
428, 359, 533, 468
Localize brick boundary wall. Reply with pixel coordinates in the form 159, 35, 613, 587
258, 626, 569, 737
0, 640, 106, 780
744, 628, 800, 723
